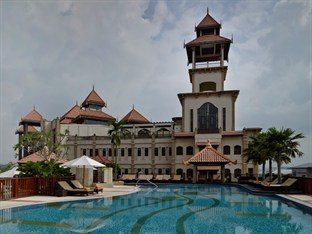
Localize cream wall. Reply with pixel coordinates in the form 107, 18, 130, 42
192, 71, 224, 92
182, 92, 235, 132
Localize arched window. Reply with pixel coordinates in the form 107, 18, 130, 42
200, 82, 216, 92
176, 168, 183, 175
234, 145, 241, 155
186, 169, 193, 181
223, 145, 231, 155
176, 146, 183, 155
234, 169, 241, 178
158, 168, 162, 175
186, 146, 193, 155
197, 102, 218, 132
138, 129, 150, 138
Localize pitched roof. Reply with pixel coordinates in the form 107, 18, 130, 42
185, 34, 231, 47
17, 151, 67, 164
71, 109, 116, 123
19, 107, 43, 126
81, 88, 106, 108
183, 142, 236, 165
60, 104, 82, 124
15, 125, 38, 134
121, 107, 150, 124
91, 155, 112, 165
196, 13, 221, 30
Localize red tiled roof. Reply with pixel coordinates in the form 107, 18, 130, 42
72, 109, 116, 123
19, 107, 43, 125
121, 107, 150, 124
91, 155, 112, 165
15, 125, 37, 134
196, 13, 221, 29
185, 35, 231, 47
18, 151, 67, 164
60, 104, 82, 123
82, 88, 106, 108
184, 143, 235, 165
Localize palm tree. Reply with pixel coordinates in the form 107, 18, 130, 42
243, 132, 269, 180
266, 127, 304, 183
108, 120, 126, 179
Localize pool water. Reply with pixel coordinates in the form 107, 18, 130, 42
0, 184, 311, 233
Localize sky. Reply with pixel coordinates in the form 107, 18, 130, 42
1, 0, 311, 167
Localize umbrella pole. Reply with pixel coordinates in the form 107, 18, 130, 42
83, 165, 85, 187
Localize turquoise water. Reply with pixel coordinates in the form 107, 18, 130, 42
0, 184, 311, 233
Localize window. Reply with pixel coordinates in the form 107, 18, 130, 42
176, 146, 183, 155
200, 82, 216, 92
128, 148, 132, 157
137, 148, 141, 156
234, 145, 241, 155
145, 148, 149, 156
222, 108, 226, 131
89, 149, 93, 156
186, 146, 193, 155
95, 149, 99, 156
165, 168, 170, 175
102, 149, 106, 156
121, 148, 125, 157
124, 169, 128, 174
162, 147, 166, 156
169, 147, 172, 156
234, 169, 241, 178
190, 109, 193, 132
154, 148, 158, 156
108, 149, 112, 156
158, 168, 162, 175
197, 102, 218, 132
144, 168, 149, 175
223, 145, 230, 155
176, 168, 183, 175
82, 149, 87, 155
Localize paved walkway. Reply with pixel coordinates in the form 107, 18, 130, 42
1, 185, 312, 210
0, 185, 140, 210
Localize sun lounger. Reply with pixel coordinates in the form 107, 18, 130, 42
154, 175, 163, 181
162, 175, 171, 181
121, 174, 137, 181
261, 178, 297, 188
71, 180, 103, 193
172, 174, 181, 182
58, 181, 94, 196
252, 176, 270, 185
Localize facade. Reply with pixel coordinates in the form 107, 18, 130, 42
16, 12, 261, 182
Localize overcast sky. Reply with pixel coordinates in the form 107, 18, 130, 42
1, 0, 311, 167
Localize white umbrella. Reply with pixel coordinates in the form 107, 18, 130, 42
0, 167, 19, 178
61, 155, 105, 186
62, 155, 105, 168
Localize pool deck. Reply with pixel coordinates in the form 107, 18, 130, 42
0, 184, 312, 210
0, 185, 140, 210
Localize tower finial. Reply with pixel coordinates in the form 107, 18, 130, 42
207, 7, 209, 15
92, 84, 95, 90
132, 104, 135, 110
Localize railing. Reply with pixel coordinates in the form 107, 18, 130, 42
0, 176, 74, 201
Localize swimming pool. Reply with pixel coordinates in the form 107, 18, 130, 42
0, 184, 311, 233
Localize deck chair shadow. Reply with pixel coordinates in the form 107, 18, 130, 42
71, 180, 103, 194
58, 181, 94, 196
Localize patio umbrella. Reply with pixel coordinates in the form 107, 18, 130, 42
61, 155, 105, 186
0, 167, 20, 178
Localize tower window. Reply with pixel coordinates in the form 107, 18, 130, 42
186, 146, 193, 155
197, 102, 218, 133
200, 82, 216, 92
222, 108, 226, 131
